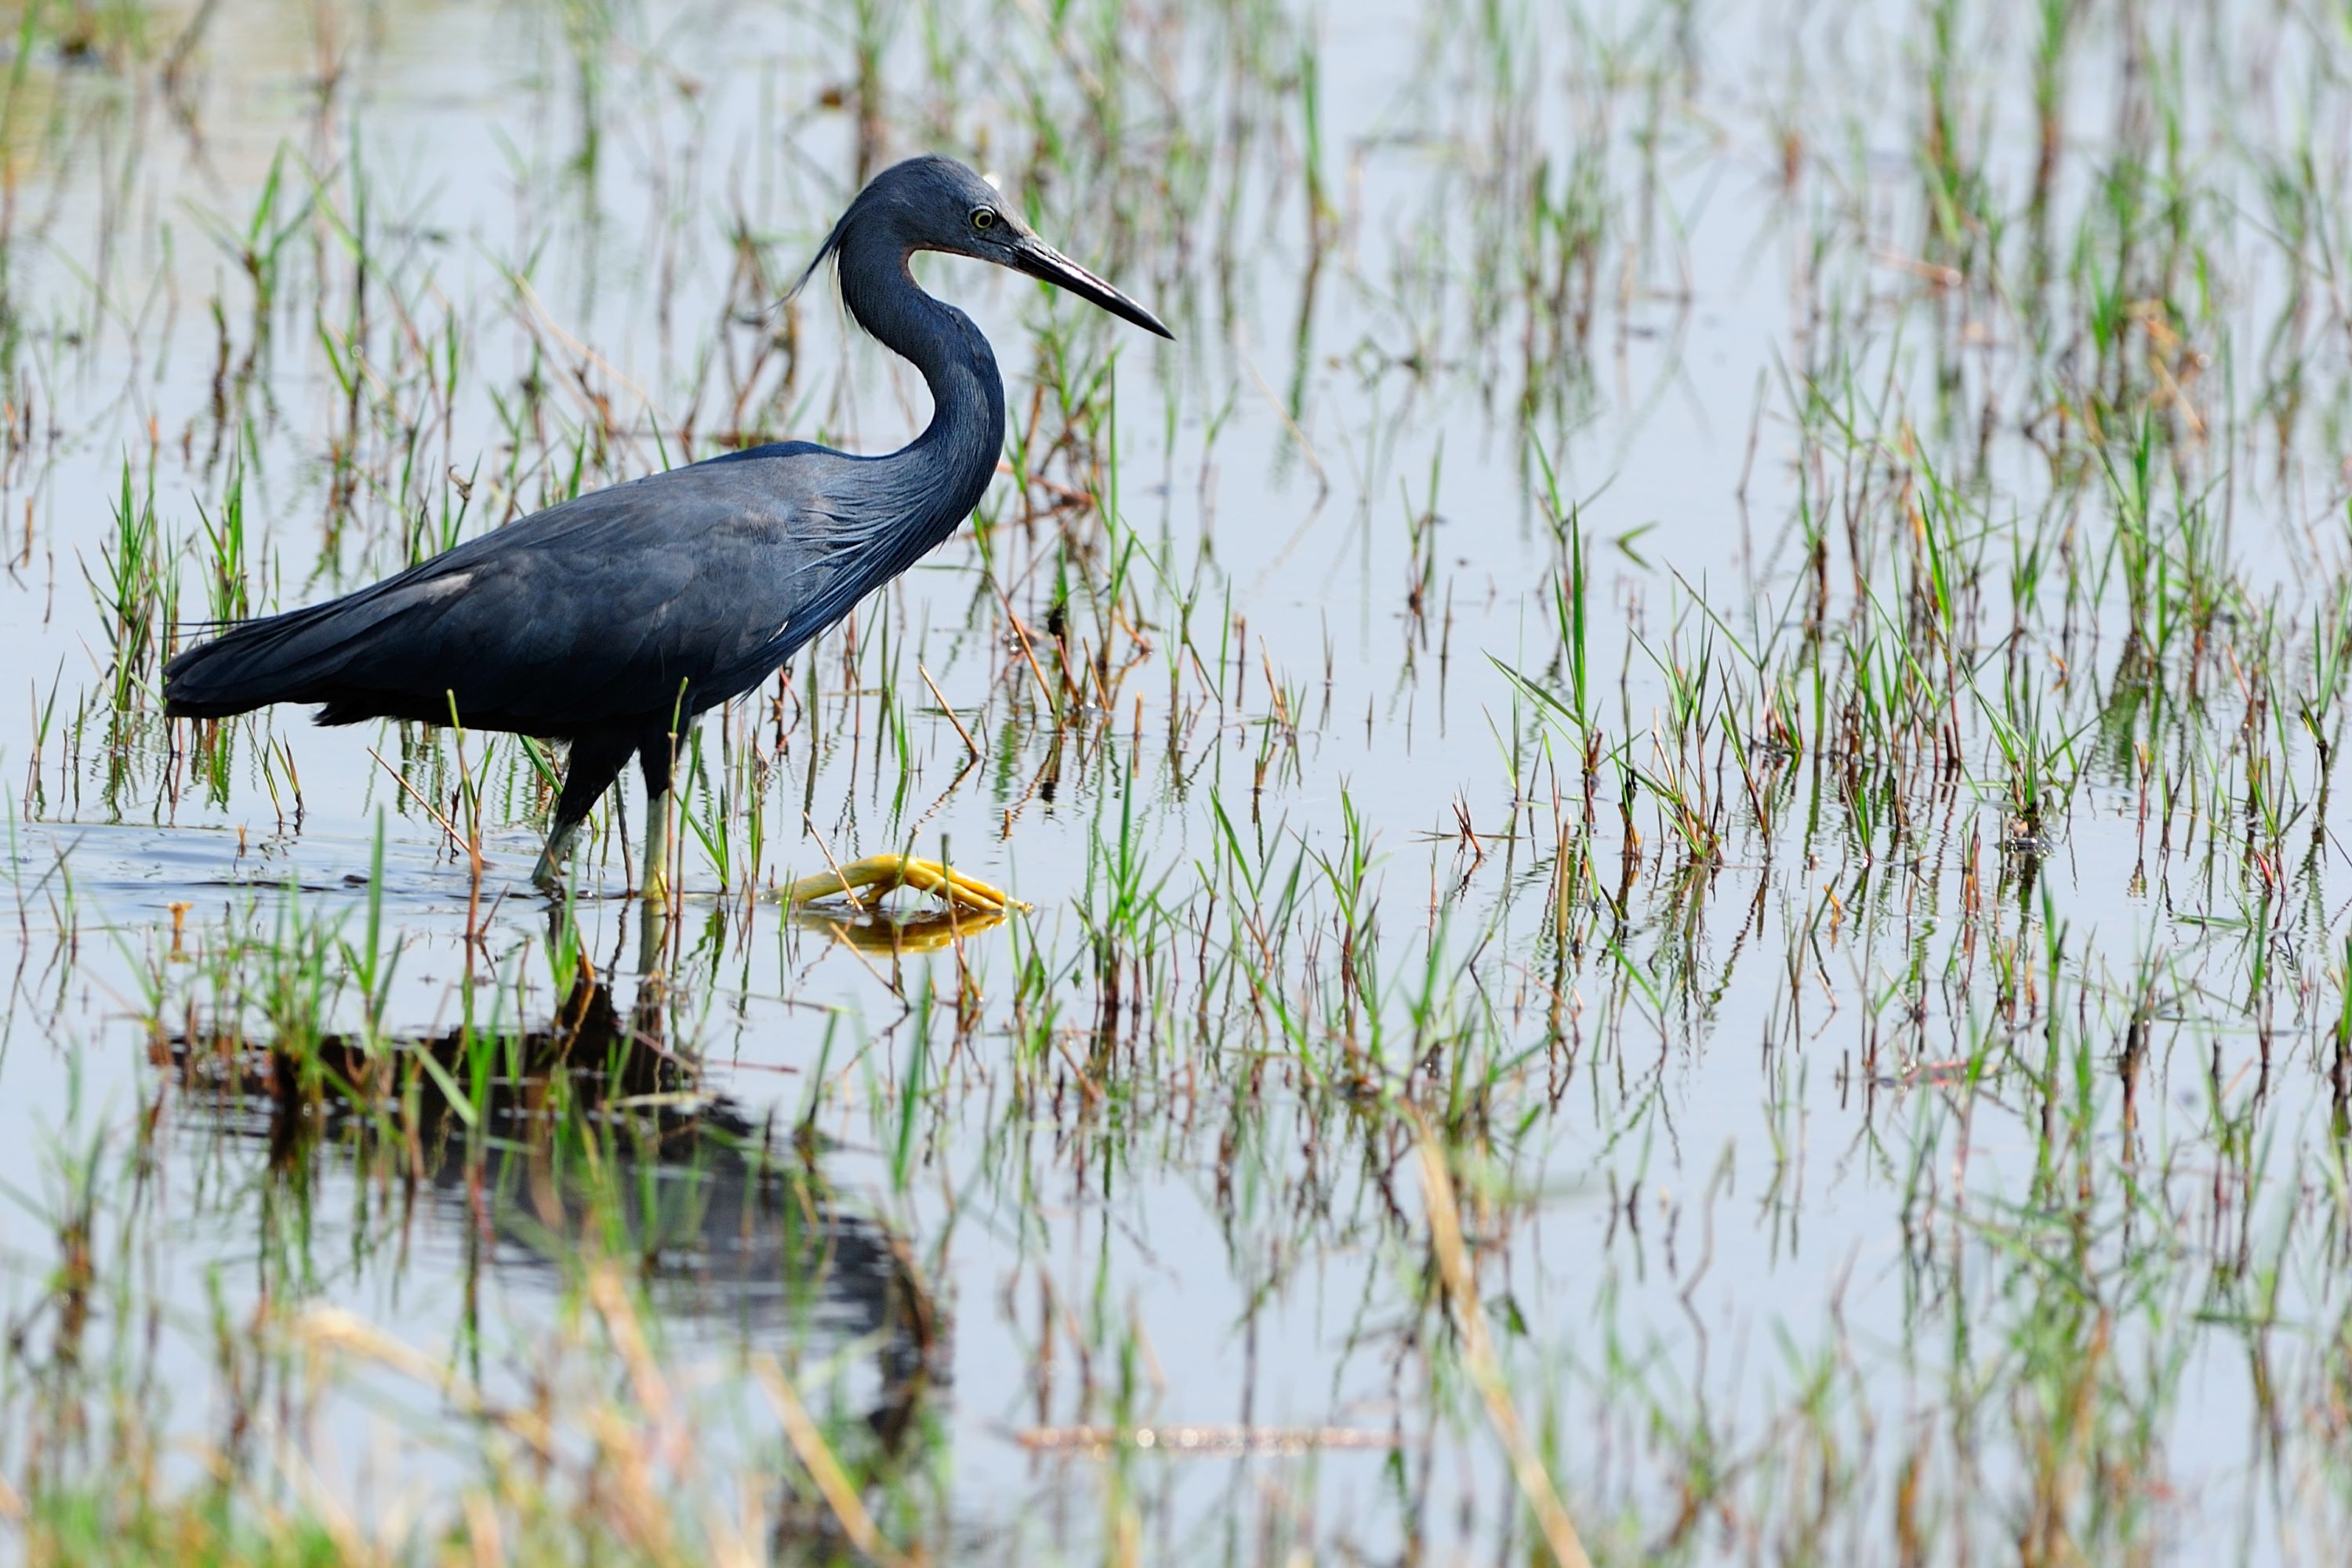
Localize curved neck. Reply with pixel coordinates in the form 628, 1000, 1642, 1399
835, 226, 1006, 533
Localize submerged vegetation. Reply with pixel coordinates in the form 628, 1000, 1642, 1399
0, 0, 2347, 1562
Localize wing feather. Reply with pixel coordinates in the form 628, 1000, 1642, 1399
165, 450, 840, 731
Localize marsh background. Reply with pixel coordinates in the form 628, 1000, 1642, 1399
0, 0, 2347, 1563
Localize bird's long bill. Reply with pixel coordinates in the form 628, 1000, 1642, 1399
1016, 239, 1173, 339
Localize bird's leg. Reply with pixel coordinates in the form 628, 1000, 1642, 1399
528, 826, 578, 890
641, 796, 670, 902
786, 854, 1025, 914
532, 732, 636, 891
637, 733, 676, 905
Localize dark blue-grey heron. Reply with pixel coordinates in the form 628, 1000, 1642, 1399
163, 155, 1170, 905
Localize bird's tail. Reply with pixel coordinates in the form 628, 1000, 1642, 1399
162, 590, 410, 720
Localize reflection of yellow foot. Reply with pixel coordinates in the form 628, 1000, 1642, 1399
795, 906, 1007, 953
786, 855, 1027, 915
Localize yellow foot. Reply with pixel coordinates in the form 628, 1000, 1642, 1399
786, 854, 1025, 914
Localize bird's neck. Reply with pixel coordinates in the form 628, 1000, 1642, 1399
837, 230, 1007, 534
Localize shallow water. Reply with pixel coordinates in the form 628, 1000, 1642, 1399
0, 0, 2348, 1562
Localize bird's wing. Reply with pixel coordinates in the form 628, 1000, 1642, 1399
362, 470, 832, 726
167, 451, 850, 731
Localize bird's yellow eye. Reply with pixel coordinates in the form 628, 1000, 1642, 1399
971, 207, 996, 230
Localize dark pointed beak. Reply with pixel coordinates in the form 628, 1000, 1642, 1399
1014, 238, 1173, 339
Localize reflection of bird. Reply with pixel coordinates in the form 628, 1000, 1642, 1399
164, 155, 1171, 904
168, 971, 946, 1459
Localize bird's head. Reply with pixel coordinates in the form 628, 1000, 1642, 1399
795, 155, 1172, 339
